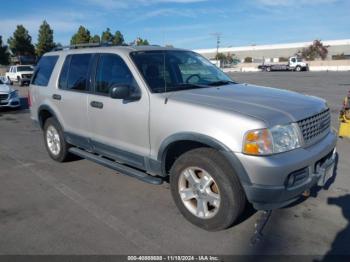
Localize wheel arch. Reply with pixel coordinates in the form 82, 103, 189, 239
158, 132, 252, 185
37, 104, 59, 129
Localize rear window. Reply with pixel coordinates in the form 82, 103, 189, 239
31, 56, 58, 86
59, 54, 93, 91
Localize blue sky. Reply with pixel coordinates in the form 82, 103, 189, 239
0, 0, 349, 49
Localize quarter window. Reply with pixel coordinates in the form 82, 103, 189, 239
31, 55, 59, 86
95, 54, 136, 95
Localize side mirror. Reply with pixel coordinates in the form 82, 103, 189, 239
110, 85, 130, 100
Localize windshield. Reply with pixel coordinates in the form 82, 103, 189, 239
130, 50, 233, 93
17, 66, 33, 72
0, 79, 3, 84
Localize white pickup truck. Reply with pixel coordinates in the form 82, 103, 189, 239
259, 56, 309, 72
5, 65, 34, 86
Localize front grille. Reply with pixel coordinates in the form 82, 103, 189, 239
22, 74, 32, 79
298, 109, 331, 146
0, 94, 9, 100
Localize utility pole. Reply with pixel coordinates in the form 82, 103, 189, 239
211, 33, 222, 59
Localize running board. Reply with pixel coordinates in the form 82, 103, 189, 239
68, 147, 163, 185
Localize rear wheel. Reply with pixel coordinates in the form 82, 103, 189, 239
170, 148, 246, 231
266, 67, 271, 72
43, 117, 72, 162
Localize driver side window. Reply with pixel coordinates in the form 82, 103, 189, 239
95, 54, 136, 95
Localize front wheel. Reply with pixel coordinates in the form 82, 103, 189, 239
7, 77, 13, 85
295, 66, 302, 72
170, 148, 246, 231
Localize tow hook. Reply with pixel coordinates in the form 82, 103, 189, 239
302, 189, 311, 197
250, 210, 272, 246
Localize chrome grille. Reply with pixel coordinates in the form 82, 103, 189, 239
297, 109, 331, 146
0, 94, 9, 100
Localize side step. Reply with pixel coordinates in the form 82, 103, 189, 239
68, 147, 163, 185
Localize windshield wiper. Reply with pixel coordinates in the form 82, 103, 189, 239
207, 80, 237, 86
166, 83, 207, 91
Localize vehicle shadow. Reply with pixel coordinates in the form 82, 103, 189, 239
235, 203, 257, 226
319, 194, 350, 260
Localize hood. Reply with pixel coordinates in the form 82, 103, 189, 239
18, 70, 33, 74
0, 84, 13, 94
167, 84, 328, 126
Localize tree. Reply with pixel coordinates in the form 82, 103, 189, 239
135, 37, 149, 46
279, 57, 289, 62
90, 34, 101, 44
36, 20, 55, 57
244, 57, 253, 63
70, 26, 91, 45
101, 28, 113, 43
7, 25, 35, 56
0, 36, 10, 65
113, 31, 124, 45
300, 40, 329, 61
332, 53, 346, 60
215, 52, 226, 62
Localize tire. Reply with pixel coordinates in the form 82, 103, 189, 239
266, 67, 271, 72
170, 148, 246, 231
7, 77, 13, 85
295, 66, 301, 72
17, 76, 23, 86
43, 117, 72, 162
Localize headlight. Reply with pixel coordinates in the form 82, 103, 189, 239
9, 90, 18, 99
243, 123, 301, 155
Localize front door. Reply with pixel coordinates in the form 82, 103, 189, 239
87, 53, 150, 169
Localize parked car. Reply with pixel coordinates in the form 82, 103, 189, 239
259, 56, 309, 72
29, 45, 336, 231
5, 65, 34, 86
0, 78, 20, 108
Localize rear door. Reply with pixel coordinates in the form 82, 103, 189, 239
54, 53, 94, 149
87, 53, 150, 169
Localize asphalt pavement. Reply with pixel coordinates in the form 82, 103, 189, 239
0, 72, 349, 256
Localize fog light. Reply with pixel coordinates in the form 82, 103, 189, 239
286, 175, 295, 187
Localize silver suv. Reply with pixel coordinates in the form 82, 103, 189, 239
29, 45, 337, 231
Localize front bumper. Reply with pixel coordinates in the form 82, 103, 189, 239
235, 131, 337, 210
0, 96, 21, 108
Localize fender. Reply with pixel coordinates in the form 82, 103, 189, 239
158, 132, 252, 185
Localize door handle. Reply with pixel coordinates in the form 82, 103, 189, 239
52, 94, 61, 100
90, 101, 103, 109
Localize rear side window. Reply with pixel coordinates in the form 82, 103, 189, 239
31, 56, 59, 86
59, 54, 93, 91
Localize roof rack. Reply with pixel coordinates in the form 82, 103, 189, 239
51, 42, 130, 52
50, 42, 163, 52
